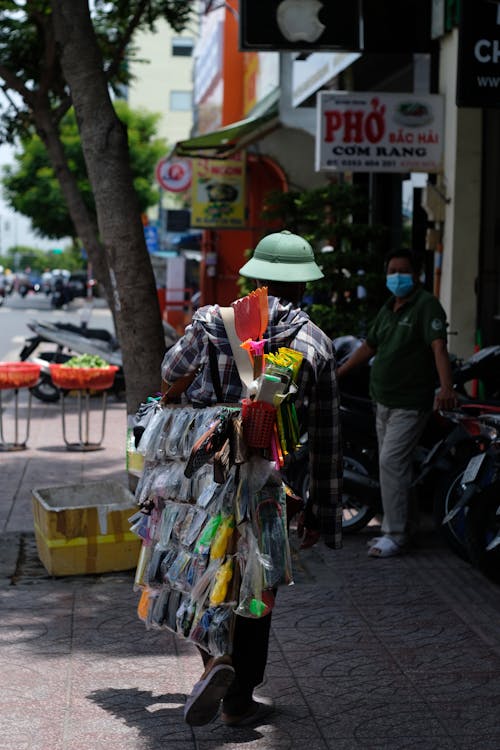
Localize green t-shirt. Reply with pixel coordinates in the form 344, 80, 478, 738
366, 287, 447, 410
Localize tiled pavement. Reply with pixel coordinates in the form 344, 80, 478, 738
1, 394, 499, 749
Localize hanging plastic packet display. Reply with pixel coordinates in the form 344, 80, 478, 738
131, 337, 305, 657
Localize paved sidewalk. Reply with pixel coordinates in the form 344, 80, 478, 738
1, 393, 500, 749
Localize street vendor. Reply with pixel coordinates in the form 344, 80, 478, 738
160, 230, 342, 728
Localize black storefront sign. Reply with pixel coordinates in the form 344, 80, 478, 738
239, 0, 431, 53
457, 0, 500, 107
239, 0, 359, 52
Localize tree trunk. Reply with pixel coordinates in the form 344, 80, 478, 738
51, 0, 166, 413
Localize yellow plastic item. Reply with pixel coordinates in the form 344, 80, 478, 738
209, 558, 234, 605
209, 515, 235, 560
31, 480, 141, 576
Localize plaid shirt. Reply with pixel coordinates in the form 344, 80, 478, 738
161, 296, 342, 548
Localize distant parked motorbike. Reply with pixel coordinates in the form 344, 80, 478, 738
20, 318, 179, 403
442, 412, 500, 583
20, 320, 124, 402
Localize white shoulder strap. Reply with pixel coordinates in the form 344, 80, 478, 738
219, 306, 254, 391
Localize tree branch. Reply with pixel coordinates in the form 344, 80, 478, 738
104, 0, 150, 82
0, 64, 35, 108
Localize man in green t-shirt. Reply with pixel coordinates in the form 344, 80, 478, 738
337, 250, 457, 558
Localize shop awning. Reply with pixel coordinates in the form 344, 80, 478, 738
170, 97, 280, 159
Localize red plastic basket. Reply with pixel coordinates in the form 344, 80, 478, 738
0, 362, 41, 390
49, 364, 119, 391
241, 398, 277, 449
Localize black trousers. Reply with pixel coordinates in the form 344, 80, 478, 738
198, 610, 273, 715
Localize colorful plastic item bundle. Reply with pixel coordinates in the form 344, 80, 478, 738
131, 401, 295, 658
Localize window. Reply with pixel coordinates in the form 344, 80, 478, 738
170, 90, 192, 111
172, 37, 194, 57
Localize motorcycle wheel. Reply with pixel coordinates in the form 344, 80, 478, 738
433, 469, 470, 561
465, 483, 500, 584
342, 453, 377, 533
30, 372, 61, 403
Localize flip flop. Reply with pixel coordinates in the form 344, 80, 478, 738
367, 535, 404, 558
184, 659, 235, 726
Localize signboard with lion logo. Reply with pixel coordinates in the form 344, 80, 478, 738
191, 153, 247, 228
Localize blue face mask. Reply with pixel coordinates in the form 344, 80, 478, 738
386, 273, 414, 298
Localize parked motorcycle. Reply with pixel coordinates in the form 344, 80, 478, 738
20, 318, 179, 403
284, 336, 500, 544
442, 412, 500, 583
20, 320, 124, 402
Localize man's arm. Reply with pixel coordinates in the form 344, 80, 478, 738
431, 338, 457, 410
336, 340, 376, 379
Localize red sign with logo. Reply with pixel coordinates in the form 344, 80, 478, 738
156, 158, 192, 193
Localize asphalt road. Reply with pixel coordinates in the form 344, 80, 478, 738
0, 293, 114, 361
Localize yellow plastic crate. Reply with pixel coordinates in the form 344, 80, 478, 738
32, 480, 141, 576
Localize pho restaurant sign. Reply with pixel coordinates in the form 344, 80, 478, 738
457, 0, 500, 107
316, 91, 444, 173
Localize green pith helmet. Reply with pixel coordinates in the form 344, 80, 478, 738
239, 230, 324, 282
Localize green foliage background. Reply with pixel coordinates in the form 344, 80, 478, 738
1, 101, 166, 240
241, 181, 390, 338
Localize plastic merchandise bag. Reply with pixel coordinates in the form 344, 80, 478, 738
134, 543, 153, 589
210, 468, 237, 516
159, 546, 180, 582
234, 526, 274, 618
152, 461, 192, 503
184, 551, 209, 589
189, 559, 220, 606
176, 594, 197, 638
132, 397, 162, 448
209, 558, 233, 605
146, 544, 169, 585
194, 513, 223, 555
180, 507, 209, 549
144, 589, 160, 629
239, 455, 275, 498
138, 409, 168, 460
188, 604, 233, 655
207, 605, 233, 657
195, 473, 219, 510
209, 514, 235, 561
158, 502, 181, 548
163, 407, 194, 458
135, 464, 164, 510
170, 504, 190, 545
150, 587, 182, 630
129, 510, 150, 540
252, 485, 293, 588
166, 549, 192, 590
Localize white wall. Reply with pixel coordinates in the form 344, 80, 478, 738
439, 30, 482, 358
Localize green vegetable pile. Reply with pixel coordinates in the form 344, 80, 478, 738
62, 354, 110, 369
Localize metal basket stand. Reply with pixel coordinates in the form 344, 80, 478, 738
0, 387, 34, 451
60, 388, 108, 451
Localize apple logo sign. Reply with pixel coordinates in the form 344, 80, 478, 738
276, 0, 326, 43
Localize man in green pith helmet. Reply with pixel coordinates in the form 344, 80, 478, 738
161, 230, 342, 728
